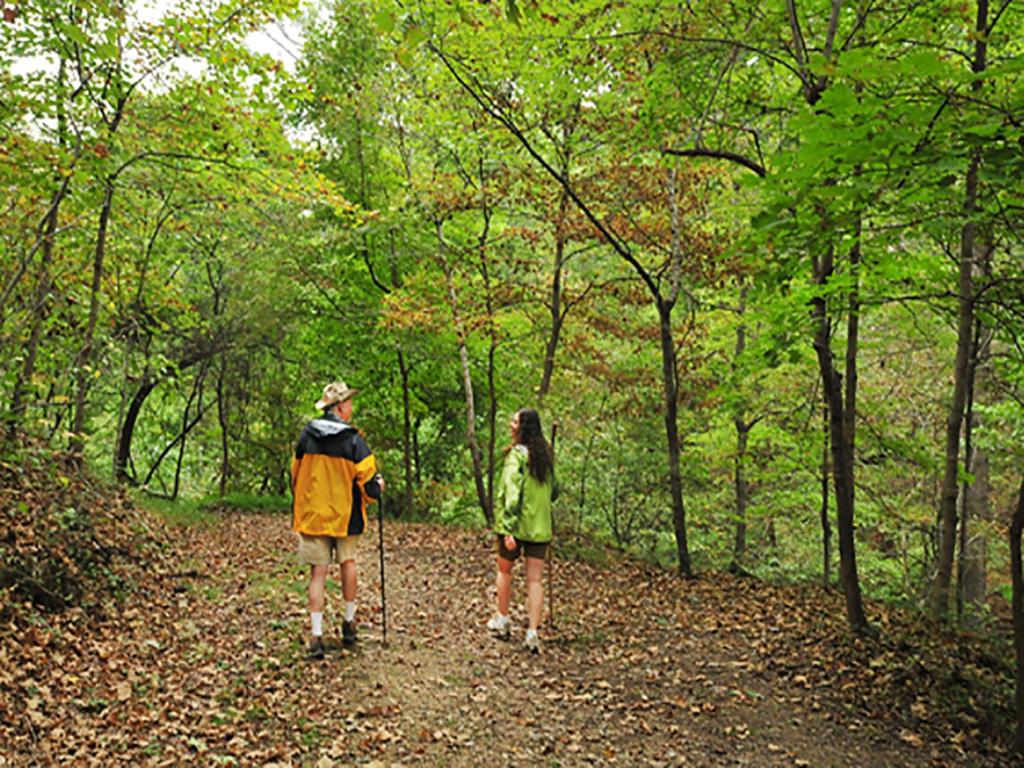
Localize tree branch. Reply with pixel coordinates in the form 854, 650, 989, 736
661, 146, 766, 177
428, 42, 662, 300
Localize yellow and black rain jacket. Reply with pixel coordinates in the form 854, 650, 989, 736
291, 413, 381, 537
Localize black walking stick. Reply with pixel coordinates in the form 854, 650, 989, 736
377, 484, 388, 647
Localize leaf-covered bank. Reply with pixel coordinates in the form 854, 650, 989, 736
0, 445, 163, 614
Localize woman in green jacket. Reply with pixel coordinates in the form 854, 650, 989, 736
487, 408, 557, 653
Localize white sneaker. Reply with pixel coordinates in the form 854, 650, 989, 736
487, 615, 510, 639
523, 632, 540, 654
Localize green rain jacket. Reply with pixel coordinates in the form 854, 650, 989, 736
493, 445, 558, 543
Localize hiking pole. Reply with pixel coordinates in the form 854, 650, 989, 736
377, 480, 388, 647
547, 421, 558, 628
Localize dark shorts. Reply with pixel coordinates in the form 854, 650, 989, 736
496, 534, 549, 561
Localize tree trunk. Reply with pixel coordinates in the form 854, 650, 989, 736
114, 377, 157, 483
217, 351, 230, 498
173, 375, 203, 501
932, 158, 981, 618
398, 350, 414, 516
1009, 479, 1024, 754
931, 0, 988, 620
6, 54, 69, 429
658, 300, 690, 576
731, 285, 750, 567
114, 343, 222, 484
812, 240, 869, 632
384, 228, 413, 515
539, 183, 569, 401
6, 188, 60, 445
821, 397, 832, 587
577, 421, 599, 533
70, 179, 115, 459
0, 52, 70, 331
486, 339, 498, 514
733, 419, 750, 562
960, 447, 990, 618
437, 220, 491, 524
476, 182, 498, 516
143, 393, 207, 489
8, 57, 73, 444
413, 415, 422, 485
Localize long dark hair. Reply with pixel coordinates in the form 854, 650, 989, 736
515, 408, 553, 483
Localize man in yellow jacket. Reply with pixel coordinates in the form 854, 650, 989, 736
292, 380, 384, 660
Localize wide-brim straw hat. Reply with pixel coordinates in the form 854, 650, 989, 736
315, 380, 358, 410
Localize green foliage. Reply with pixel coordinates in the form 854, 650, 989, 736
2, 0, 1023, 631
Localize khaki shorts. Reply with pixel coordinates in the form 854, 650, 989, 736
297, 534, 360, 565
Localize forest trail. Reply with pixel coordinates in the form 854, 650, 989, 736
1, 512, 997, 767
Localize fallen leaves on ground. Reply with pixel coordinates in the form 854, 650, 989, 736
0, 495, 1015, 766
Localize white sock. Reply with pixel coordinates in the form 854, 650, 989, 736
344, 601, 356, 622
311, 612, 323, 637
496, 613, 509, 627
525, 628, 538, 641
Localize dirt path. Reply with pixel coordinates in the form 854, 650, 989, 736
1, 513, 982, 766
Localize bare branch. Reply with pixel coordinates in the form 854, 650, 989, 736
661, 146, 767, 177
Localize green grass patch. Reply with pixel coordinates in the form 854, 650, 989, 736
135, 491, 289, 525
201, 492, 291, 513
138, 496, 217, 527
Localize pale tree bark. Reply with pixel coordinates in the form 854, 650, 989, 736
958, 445, 989, 618
432, 44, 696, 574
436, 219, 492, 524
398, 351, 415, 516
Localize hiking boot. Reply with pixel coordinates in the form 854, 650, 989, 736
342, 620, 357, 646
307, 637, 325, 661
487, 615, 510, 640
523, 633, 541, 654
